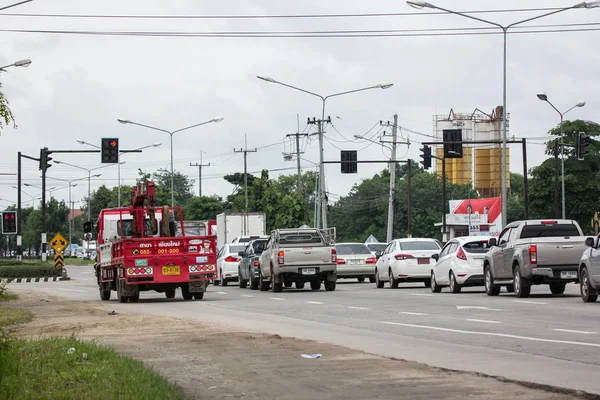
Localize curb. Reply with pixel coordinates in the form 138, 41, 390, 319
1, 277, 60, 284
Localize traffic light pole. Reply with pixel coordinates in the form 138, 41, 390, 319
41, 161, 47, 262
429, 154, 447, 242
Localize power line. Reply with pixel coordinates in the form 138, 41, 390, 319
0, 7, 572, 20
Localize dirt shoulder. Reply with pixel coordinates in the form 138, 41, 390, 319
4, 291, 593, 400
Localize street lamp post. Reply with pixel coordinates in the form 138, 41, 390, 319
0, 59, 32, 70
257, 76, 393, 229
406, 0, 599, 227
77, 139, 162, 207
536, 94, 586, 219
117, 118, 223, 207
12, 186, 39, 208
48, 176, 90, 253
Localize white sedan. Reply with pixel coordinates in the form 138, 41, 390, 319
215, 243, 247, 286
430, 236, 493, 293
375, 238, 442, 289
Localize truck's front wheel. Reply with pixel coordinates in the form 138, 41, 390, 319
484, 266, 500, 296
324, 281, 336, 291
99, 288, 111, 301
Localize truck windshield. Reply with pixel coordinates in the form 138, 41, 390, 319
120, 220, 157, 237
520, 224, 581, 238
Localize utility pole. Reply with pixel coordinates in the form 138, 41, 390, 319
190, 151, 210, 197
308, 116, 331, 229
234, 134, 257, 211
386, 115, 399, 243
286, 131, 308, 192
553, 140, 560, 219
407, 159, 412, 238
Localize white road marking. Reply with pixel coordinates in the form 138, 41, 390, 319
56, 288, 87, 293
409, 293, 434, 297
215, 291, 228, 295
380, 321, 600, 348
466, 319, 502, 324
553, 329, 598, 335
240, 295, 255, 298
400, 312, 428, 316
512, 300, 548, 305
306, 301, 324, 305
456, 306, 502, 311
348, 306, 370, 310
270, 297, 286, 301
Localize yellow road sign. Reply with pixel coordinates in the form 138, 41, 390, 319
54, 254, 64, 268
49, 232, 68, 253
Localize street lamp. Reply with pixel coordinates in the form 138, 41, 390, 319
77, 139, 162, 206
117, 117, 223, 207
13, 185, 40, 208
0, 59, 32, 70
53, 159, 108, 221
406, 0, 598, 227
537, 94, 586, 219
258, 75, 393, 229
47, 176, 88, 254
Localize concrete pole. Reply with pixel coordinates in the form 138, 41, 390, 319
386, 114, 398, 243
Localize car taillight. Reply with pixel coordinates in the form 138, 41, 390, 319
394, 254, 414, 260
366, 257, 377, 264
253, 260, 259, 267
331, 248, 337, 263
541, 221, 558, 225
337, 258, 346, 265
278, 250, 285, 264
456, 247, 467, 261
529, 245, 537, 264
224, 256, 240, 263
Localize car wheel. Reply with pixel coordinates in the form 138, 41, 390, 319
580, 267, 598, 303
272, 281, 283, 293
181, 285, 193, 301
165, 288, 176, 299
324, 281, 336, 291
430, 272, 442, 293
249, 274, 259, 290
99, 288, 111, 301
449, 272, 461, 294
310, 280, 321, 291
259, 271, 270, 292
484, 266, 500, 296
239, 277, 248, 289
389, 269, 399, 289
284, 281, 293, 288
513, 266, 531, 298
375, 269, 384, 289
193, 292, 204, 300
213, 279, 220, 286
295, 281, 305, 289
369, 276, 376, 283
549, 283, 566, 295
506, 285, 514, 293
357, 277, 365, 283
221, 270, 228, 286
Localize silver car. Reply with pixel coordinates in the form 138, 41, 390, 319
335, 243, 377, 283
579, 236, 600, 302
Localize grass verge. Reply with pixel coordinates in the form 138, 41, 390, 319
0, 336, 186, 400
0, 293, 18, 302
0, 307, 33, 326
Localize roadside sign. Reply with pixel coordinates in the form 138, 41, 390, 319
469, 225, 480, 234
54, 254, 64, 268
49, 232, 68, 254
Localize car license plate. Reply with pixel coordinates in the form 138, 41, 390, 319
162, 265, 180, 275
302, 268, 316, 275
417, 258, 430, 265
348, 259, 363, 265
560, 271, 577, 279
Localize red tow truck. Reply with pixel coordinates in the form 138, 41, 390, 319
89, 181, 217, 303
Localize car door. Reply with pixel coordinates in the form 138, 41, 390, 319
493, 228, 513, 279
437, 242, 456, 284
260, 236, 273, 276
589, 234, 600, 285
378, 242, 394, 279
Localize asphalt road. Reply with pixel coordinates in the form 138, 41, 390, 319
11, 265, 600, 395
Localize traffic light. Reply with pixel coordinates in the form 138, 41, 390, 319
101, 138, 119, 163
443, 129, 463, 158
2, 211, 17, 234
577, 132, 591, 160
420, 145, 432, 170
340, 150, 358, 174
38, 147, 52, 172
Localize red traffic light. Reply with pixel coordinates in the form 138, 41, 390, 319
110, 140, 117, 147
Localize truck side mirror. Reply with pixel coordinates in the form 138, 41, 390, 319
585, 237, 595, 248
488, 238, 497, 247
83, 221, 92, 234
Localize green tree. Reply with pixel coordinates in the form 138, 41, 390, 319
184, 195, 226, 220
0, 75, 16, 133
153, 168, 195, 206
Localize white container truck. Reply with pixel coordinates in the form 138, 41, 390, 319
216, 212, 267, 251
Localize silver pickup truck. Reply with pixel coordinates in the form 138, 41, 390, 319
484, 219, 589, 298
259, 228, 337, 292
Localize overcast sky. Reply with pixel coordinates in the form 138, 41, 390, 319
0, 0, 598, 210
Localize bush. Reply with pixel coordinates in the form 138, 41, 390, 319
0, 265, 62, 279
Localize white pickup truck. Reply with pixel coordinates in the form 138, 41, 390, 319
484, 219, 589, 298
258, 228, 337, 292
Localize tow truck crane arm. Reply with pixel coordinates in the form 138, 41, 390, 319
130, 181, 158, 238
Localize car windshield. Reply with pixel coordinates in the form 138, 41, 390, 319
251, 240, 268, 253
462, 240, 490, 253
229, 244, 247, 255
336, 244, 371, 255
366, 243, 387, 253
520, 224, 581, 239
399, 241, 440, 251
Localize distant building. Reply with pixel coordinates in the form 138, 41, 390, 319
68, 209, 83, 221
433, 106, 510, 197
